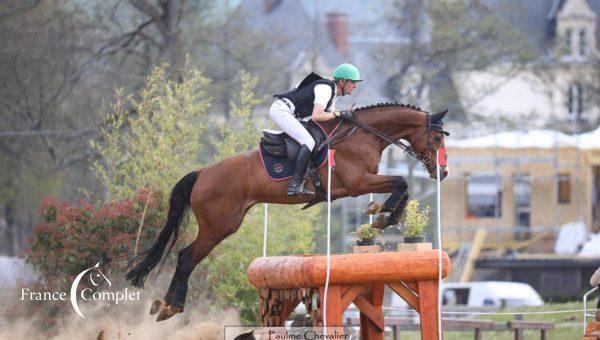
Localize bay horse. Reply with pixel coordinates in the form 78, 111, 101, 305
125, 103, 449, 321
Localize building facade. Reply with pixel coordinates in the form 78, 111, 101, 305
442, 128, 600, 244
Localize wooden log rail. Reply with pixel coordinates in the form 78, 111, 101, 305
247, 251, 451, 340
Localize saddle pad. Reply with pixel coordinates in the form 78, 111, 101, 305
259, 142, 328, 181
259, 121, 331, 181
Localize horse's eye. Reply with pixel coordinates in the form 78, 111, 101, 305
435, 136, 442, 142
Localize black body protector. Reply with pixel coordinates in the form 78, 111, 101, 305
274, 73, 336, 195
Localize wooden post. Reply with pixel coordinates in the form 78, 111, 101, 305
392, 324, 400, 340
418, 280, 441, 340
359, 283, 385, 340
514, 329, 523, 340
319, 285, 343, 336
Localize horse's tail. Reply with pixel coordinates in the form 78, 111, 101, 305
125, 170, 199, 288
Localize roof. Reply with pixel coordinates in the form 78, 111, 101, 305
477, 254, 600, 268
482, 0, 557, 55
235, 0, 406, 106
448, 126, 600, 149
482, 0, 600, 57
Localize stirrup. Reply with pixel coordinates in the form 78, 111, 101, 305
287, 179, 314, 196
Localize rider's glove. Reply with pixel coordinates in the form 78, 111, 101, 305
334, 110, 352, 119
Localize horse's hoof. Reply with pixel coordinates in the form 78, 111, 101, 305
364, 201, 383, 215
156, 305, 183, 322
150, 299, 164, 315
370, 213, 389, 230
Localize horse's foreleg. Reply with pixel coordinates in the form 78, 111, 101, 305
370, 195, 409, 230
383, 190, 409, 225
381, 177, 408, 214
342, 174, 408, 230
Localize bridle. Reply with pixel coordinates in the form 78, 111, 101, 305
319, 110, 438, 171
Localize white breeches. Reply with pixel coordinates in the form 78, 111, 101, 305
269, 99, 315, 151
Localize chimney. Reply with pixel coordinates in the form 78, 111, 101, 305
263, 0, 282, 14
326, 12, 349, 54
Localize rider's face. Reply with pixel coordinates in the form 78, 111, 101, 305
342, 80, 357, 95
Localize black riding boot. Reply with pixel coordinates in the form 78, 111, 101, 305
287, 145, 314, 196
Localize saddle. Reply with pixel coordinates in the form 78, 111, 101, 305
260, 120, 327, 161
259, 120, 329, 207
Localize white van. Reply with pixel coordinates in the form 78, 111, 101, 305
440, 281, 544, 308
387, 281, 543, 311
291, 281, 543, 324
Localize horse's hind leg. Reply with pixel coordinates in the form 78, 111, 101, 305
154, 209, 245, 321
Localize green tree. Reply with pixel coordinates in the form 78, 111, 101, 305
0, 1, 109, 255
90, 60, 210, 201
380, 0, 534, 121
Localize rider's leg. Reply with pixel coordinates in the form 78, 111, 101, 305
269, 100, 315, 195
288, 144, 314, 195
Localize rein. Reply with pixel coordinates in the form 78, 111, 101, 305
316, 123, 359, 151
321, 110, 436, 169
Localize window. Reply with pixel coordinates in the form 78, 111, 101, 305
466, 174, 502, 218
443, 288, 470, 306
565, 29, 573, 55
558, 173, 571, 204
579, 29, 587, 56
514, 175, 531, 228
567, 83, 584, 117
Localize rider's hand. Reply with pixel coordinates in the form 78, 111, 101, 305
334, 110, 352, 119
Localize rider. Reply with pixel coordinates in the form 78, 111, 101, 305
270, 63, 362, 196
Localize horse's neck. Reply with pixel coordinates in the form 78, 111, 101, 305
360, 107, 425, 139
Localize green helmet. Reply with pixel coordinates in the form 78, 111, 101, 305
333, 63, 362, 81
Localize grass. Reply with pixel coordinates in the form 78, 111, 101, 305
383, 302, 589, 340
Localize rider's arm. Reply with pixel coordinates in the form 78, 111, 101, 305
311, 84, 338, 122
312, 103, 337, 121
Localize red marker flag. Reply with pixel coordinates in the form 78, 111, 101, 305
437, 148, 447, 166
328, 149, 336, 167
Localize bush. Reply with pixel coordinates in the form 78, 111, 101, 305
90, 59, 209, 201
402, 200, 430, 238
350, 223, 382, 245
24, 189, 165, 292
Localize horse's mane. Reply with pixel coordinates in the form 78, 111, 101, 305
356, 102, 427, 113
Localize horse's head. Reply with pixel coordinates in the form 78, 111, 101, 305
408, 109, 449, 180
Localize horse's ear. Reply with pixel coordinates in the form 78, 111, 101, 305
432, 109, 448, 122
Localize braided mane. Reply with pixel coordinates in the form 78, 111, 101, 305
356, 102, 427, 113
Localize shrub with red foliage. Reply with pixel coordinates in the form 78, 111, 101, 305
24, 189, 167, 292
